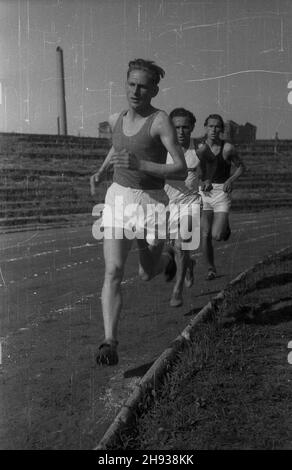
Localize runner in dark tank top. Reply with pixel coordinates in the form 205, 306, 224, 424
198, 114, 245, 281
89, 59, 189, 366
112, 109, 167, 189
204, 141, 231, 184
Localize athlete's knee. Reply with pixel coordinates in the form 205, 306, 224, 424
138, 266, 152, 281
140, 272, 152, 281
201, 229, 212, 240
212, 231, 224, 241
138, 259, 154, 281
104, 264, 124, 283
213, 234, 223, 242
174, 238, 183, 251
174, 243, 188, 260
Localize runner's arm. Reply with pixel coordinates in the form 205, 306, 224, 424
96, 114, 119, 176
223, 144, 245, 193
90, 114, 119, 195
139, 112, 187, 180
95, 146, 115, 177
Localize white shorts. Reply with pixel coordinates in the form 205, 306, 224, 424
199, 183, 232, 213
168, 196, 201, 250
99, 182, 169, 244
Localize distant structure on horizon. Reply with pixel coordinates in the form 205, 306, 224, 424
224, 120, 257, 143
98, 121, 111, 139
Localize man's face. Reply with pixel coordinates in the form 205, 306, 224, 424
126, 69, 156, 111
206, 118, 223, 140
172, 116, 194, 149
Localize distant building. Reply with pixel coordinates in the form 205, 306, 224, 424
224, 120, 257, 143
98, 121, 112, 139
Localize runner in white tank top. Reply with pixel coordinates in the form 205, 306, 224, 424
164, 108, 201, 307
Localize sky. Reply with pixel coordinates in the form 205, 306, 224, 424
0, 0, 292, 139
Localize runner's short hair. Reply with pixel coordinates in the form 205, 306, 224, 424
169, 108, 196, 127
127, 59, 165, 85
204, 114, 225, 130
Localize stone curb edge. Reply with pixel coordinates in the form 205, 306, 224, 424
94, 244, 292, 450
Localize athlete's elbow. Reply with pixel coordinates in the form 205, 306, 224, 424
177, 167, 187, 179
238, 164, 245, 176
167, 163, 187, 180
180, 162, 188, 179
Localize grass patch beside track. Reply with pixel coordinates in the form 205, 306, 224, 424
119, 249, 292, 450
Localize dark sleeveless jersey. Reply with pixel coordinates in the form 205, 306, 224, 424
205, 141, 231, 184
112, 110, 167, 190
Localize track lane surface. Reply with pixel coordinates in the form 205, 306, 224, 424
0, 208, 291, 449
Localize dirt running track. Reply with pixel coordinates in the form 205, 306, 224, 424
0, 208, 292, 449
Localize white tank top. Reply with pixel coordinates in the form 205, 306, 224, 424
164, 143, 200, 203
